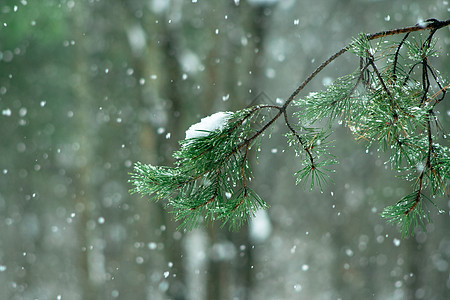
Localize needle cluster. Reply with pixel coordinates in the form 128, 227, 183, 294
294, 29, 448, 236
131, 108, 269, 230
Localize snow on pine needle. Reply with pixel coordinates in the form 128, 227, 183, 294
185, 112, 233, 139
131, 107, 269, 230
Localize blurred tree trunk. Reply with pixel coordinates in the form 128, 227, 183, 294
203, 2, 273, 300
404, 238, 422, 299
69, 3, 103, 298
148, 9, 188, 300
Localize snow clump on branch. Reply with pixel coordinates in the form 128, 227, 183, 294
185, 112, 233, 139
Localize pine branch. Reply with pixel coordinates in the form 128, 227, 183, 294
130, 19, 449, 236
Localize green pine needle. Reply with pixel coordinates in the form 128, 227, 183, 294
381, 191, 435, 238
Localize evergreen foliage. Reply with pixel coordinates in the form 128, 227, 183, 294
130, 19, 449, 236
131, 108, 271, 230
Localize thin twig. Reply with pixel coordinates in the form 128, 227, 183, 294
234, 19, 450, 156
366, 19, 449, 40
426, 65, 447, 103
368, 56, 396, 115
331, 61, 372, 106
421, 29, 438, 105
233, 146, 250, 212
392, 32, 410, 82
401, 61, 422, 86
283, 109, 315, 165
280, 20, 449, 129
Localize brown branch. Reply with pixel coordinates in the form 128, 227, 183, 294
190, 194, 216, 211
282, 19, 449, 111
366, 19, 449, 40
405, 184, 422, 216
283, 47, 350, 111
239, 19, 449, 155
405, 114, 434, 216
239, 107, 283, 148
368, 56, 396, 112
421, 58, 431, 105
230, 19, 449, 197
233, 189, 247, 212
181, 19, 450, 213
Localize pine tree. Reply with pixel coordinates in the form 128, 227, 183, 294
130, 19, 449, 237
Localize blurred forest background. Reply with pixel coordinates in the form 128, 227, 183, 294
0, 0, 449, 299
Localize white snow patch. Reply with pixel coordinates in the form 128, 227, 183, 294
416, 162, 425, 172
249, 210, 272, 243
126, 24, 147, 56
241, 36, 248, 46
417, 18, 426, 28
2, 108, 11, 116
150, 0, 169, 13
210, 241, 236, 261
322, 77, 333, 86
294, 283, 302, 292
265, 68, 276, 78
17, 106, 28, 119
345, 248, 354, 257
393, 238, 401, 247
185, 112, 232, 140
136, 256, 144, 264
180, 50, 203, 74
